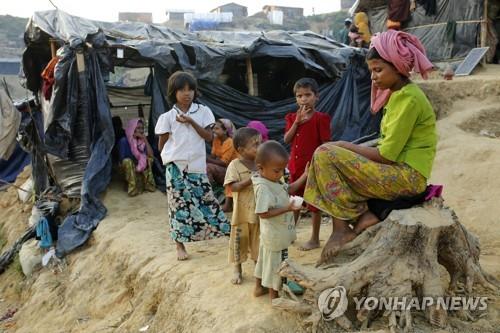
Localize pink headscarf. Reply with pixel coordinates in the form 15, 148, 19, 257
369, 30, 434, 113
125, 118, 148, 172
218, 118, 236, 137
247, 121, 269, 142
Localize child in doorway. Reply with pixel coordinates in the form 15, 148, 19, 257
119, 118, 156, 196
155, 71, 230, 261
284, 78, 331, 251
224, 127, 262, 285
252, 140, 309, 300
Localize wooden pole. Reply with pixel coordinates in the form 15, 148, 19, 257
246, 57, 255, 96
49, 39, 57, 58
481, 0, 488, 48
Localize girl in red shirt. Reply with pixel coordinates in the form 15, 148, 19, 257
284, 78, 331, 251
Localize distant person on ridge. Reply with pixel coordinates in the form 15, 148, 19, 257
337, 18, 352, 45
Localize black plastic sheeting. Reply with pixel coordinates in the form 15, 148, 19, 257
45, 46, 90, 197
144, 65, 169, 192
51, 47, 114, 258
366, 0, 482, 61
23, 10, 356, 87
141, 53, 379, 144
17, 106, 49, 195
0, 144, 30, 183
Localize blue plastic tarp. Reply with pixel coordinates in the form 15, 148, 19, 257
0, 144, 31, 184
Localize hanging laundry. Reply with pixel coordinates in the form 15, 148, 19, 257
36, 217, 53, 249
41, 57, 59, 101
446, 21, 457, 43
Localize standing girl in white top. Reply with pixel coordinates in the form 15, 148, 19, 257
155, 71, 230, 261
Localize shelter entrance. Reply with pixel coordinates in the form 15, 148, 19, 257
220, 56, 327, 101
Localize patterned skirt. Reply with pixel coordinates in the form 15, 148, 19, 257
304, 144, 427, 221
121, 157, 156, 196
166, 163, 230, 243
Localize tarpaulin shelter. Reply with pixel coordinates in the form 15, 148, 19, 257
21, 10, 379, 256
0, 80, 31, 187
349, 0, 499, 62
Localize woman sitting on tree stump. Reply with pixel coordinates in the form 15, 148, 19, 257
304, 30, 437, 265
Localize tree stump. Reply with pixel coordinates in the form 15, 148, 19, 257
273, 198, 499, 332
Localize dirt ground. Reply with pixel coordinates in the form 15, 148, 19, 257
0, 66, 499, 333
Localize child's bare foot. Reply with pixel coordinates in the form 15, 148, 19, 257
232, 272, 243, 284
254, 285, 268, 297
299, 211, 321, 251
298, 239, 320, 251
253, 278, 268, 297
269, 289, 279, 300
176, 242, 189, 261
231, 264, 243, 285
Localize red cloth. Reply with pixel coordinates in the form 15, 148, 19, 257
41, 57, 58, 101
369, 30, 434, 113
285, 111, 331, 210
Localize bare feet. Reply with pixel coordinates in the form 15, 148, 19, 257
254, 285, 268, 297
176, 242, 189, 261
317, 219, 357, 266
299, 211, 321, 251
254, 278, 268, 297
298, 239, 320, 251
231, 264, 243, 285
269, 289, 279, 300
353, 211, 380, 234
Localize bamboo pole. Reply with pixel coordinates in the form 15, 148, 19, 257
49, 39, 57, 58
246, 57, 255, 96
481, 0, 488, 48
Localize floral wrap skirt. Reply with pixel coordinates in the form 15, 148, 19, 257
166, 163, 230, 242
304, 144, 426, 221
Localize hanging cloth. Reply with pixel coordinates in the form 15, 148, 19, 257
36, 217, 53, 249
445, 21, 457, 43
41, 57, 59, 101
